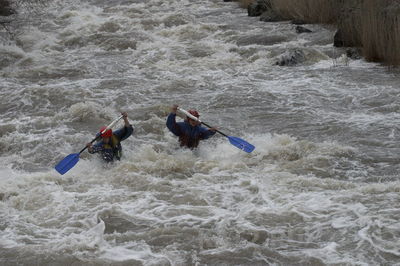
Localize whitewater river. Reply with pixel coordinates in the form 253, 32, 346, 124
1, 0, 400, 265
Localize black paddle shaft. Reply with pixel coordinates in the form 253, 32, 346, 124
201, 121, 228, 138
78, 135, 100, 155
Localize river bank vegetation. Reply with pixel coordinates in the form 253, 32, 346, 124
237, 0, 400, 67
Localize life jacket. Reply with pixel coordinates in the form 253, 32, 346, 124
176, 122, 203, 149
101, 135, 122, 162
179, 130, 201, 148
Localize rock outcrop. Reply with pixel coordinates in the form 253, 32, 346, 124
248, 0, 272, 17
275, 49, 306, 66
0, 0, 14, 17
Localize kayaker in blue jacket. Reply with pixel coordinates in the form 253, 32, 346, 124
166, 105, 217, 149
86, 112, 133, 162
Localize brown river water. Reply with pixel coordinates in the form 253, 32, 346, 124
1, 0, 400, 265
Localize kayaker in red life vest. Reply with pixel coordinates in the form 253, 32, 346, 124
86, 112, 133, 162
166, 104, 217, 149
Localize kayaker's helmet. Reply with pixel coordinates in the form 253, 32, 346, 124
188, 110, 199, 118
99, 126, 113, 138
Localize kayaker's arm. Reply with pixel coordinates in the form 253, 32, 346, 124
166, 105, 182, 136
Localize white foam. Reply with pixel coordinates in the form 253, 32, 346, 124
1, 0, 400, 264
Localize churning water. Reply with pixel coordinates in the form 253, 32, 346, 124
1, 0, 400, 265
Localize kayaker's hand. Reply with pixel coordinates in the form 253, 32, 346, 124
121, 112, 130, 126
86, 143, 93, 152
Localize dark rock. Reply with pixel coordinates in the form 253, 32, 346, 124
336, 4, 363, 47
275, 49, 306, 66
291, 19, 307, 25
334, 29, 345, 47
335, 24, 362, 47
346, 47, 362, 60
248, 0, 272, 17
0, 0, 14, 16
248, 3, 263, 17
295, 25, 312, 33
260, 9, 285, 22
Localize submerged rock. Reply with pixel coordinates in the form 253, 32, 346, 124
346, 47, 362, 60
240, 230, 269, 244
275, 49, 306, 66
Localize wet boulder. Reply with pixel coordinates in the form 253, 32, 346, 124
295, 25, 312, 33
346, 47, 362, 60
333, 29, 345, 47
333, 27, 361, 47
260, 9, 285, 22
275, 49, 306, 66
248, 0, 272, 17
0, 0, 14, 16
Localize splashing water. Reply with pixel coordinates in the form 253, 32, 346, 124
1, 0, 400, 265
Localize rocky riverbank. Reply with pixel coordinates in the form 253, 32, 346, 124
234, 0, 400, 67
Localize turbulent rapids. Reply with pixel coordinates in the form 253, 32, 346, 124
1, 0, 400, 265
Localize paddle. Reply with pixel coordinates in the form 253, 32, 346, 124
177, 107, 255, 153
55, 115, 123, 175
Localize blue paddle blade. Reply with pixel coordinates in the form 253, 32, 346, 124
55, 153, 80, 175
227, 136, 255, 153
